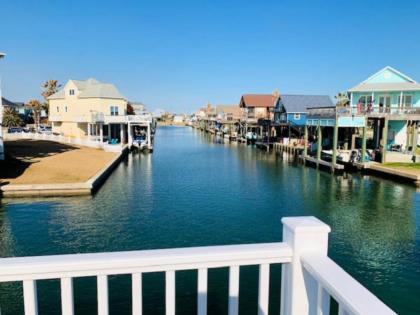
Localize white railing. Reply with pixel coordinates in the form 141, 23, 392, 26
0, 217, 396, 315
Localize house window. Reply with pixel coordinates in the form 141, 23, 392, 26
294, 113, 301, 120
65, 106, 68, 112
358, 95, 373, 108
69, 89, 75, 95
57, 106, 59, 113
398, 95, 412, 107
110, 106, 119, 116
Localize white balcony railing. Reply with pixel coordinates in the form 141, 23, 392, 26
0, 217, 396, 315
351, 106, 420, 116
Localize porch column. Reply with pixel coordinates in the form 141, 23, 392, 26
361, 126, 367, 163
120, 124, 124, 143
147, 123, 151, 148
400, 91, 403, 112
332, 122, 338, 168
120, 123, 124, 143
100, 124, 104, 143
381, 118, 388, 163
412, 122, 418, 155
128, 123, 132, 146
316, 124, 322, 163
303, 125, 308, 157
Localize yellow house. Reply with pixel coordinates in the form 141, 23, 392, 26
48, 78, 129, 143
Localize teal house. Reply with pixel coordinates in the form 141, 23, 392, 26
348, 66, 420, 114
348, 66, 420, 161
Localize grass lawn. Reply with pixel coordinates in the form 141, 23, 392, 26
385, 163, 420, 169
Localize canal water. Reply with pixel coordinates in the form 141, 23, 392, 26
0, 126, 419, 315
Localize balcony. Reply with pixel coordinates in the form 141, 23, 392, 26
74, 115, 90, 123
352, 106, 420, 117
0, 216, 396, 315
48, 115, 62, 122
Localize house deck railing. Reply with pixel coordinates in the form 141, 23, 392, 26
0, 217, 396, 315
351, 106, 420, 116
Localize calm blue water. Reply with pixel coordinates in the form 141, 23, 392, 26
0, 126, 419, 314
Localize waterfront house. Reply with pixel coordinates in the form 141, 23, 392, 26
1, 97, 30, 122
214, 105, 242, 138
48, 78, 153, 151
216, 105, 242, 122
348, 66, 420, 162
238, 92, 280, 140
274, 94, 334, 138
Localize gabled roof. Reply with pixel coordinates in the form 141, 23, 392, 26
48, 78, 125, 100
279, 95, 334, 113
1, 97, 24, 108
239, 94, 278, 108
362, 66, 416, 84
348, 66, 420, 92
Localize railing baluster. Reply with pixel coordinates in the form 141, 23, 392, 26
60, 278, 74, 315
228, 266, 239, 315
132, 273, 142, 315
197, 268, 208, 315
23, 280, 38, 315
165, 270, 175, 315
97, 275, 109, 315
258, 264, 269, 315
316, 283, 330, 315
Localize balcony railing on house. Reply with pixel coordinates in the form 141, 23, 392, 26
351, 106, 420, 116
0, 217, 396, 315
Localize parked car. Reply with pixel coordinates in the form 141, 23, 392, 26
8, 127, 23, 133
38, 126, 52, 134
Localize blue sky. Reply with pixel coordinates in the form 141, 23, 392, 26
1, 0, 420, 113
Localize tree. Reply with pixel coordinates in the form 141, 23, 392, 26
2, 107, 23, 127
41, 80, 61, 115
335, 92, 350, 107
26, 99, 43, 128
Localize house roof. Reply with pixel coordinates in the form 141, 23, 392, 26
48, 78, 125, 100
348, 66, 420, 92
279, 95, 334, 113
1, 97, 24, 108
348, 82, 420, 92
240, 94, 278, 108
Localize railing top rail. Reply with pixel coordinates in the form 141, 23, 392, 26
301, 254, 397, 315
0, 242, 292, 282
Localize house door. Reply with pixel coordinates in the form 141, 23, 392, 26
379, 96, 391, 113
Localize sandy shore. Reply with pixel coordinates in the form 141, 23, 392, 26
0, 140, 118, 185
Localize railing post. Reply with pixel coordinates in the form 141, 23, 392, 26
280, 216, 331, 315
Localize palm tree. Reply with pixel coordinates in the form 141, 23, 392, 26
335, 92, 350, 107
41, 80, 61, 115
26, 99, 43, 129
2, 107, 23, 127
